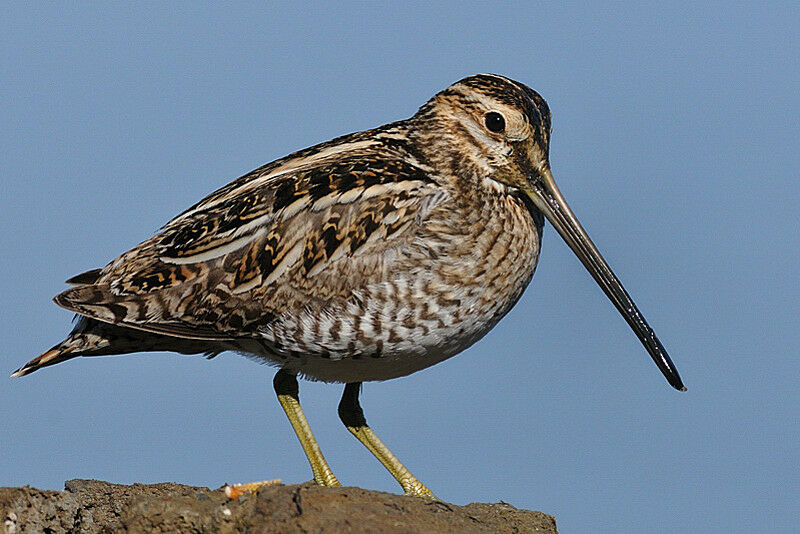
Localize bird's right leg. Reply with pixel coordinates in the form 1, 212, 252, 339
273, 369, 341, 487
338, 382, 435, 498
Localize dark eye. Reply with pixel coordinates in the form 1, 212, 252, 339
484, 112, 506, 133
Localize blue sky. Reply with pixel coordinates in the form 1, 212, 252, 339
2, 3, 798, 532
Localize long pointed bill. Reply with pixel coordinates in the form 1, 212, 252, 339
526, 169, 686, 391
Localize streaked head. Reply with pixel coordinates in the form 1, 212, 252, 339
419, 74, 686, 391
414, 74, 551, 180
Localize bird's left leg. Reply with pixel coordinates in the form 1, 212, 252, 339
274, 369, 341, 487
338, 382, 436, 499
224, 369, 339, 499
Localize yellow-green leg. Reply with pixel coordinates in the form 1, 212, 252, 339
338, 382, 435, 499
274, 369, 340, 487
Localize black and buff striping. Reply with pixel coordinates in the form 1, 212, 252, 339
15, 73, 552, 382
12, 73, 685, 500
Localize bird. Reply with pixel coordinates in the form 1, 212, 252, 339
12, 74, 685, 499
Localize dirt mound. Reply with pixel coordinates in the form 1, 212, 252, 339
1, 479, 556, 533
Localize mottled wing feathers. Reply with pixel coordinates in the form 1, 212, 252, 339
53, 127, 443, 340
54, 284, 234, 340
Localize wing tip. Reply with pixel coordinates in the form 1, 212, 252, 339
65, 268, 103, 286
52, 285, 113, 318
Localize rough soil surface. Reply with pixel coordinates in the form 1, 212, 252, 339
1, 479, 557, 533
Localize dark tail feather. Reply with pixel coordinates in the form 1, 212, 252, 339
11, 339, 84, 377
12, 316, 224, 378
11, 316, 114, 377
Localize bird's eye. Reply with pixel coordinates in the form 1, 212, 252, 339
484, 112, 506, 133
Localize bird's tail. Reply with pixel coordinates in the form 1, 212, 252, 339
12, 346, 76, 377
11, 316, 224, 378
11, 317, 116, 377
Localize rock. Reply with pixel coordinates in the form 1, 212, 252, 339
1, 479, 557, 533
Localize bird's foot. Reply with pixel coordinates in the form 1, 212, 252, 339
402, 480, 437, 499
312, 470, 342, 487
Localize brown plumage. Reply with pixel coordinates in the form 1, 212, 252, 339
13, 74, 684, 497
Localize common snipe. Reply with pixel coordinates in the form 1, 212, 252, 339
13, 74, 685, 498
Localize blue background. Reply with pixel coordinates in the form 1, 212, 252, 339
2, 3, 798, 532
